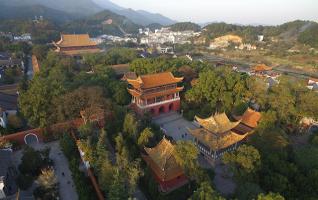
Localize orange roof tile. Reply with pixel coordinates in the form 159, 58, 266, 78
55, 34, 98, 48
32, 55, 40, 73
309, 77, 318, 83
239, 108, 261, 128
251, 64, 272, 72
127, 72, 183, 89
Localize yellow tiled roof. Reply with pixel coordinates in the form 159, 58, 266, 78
56, 34, 97, 47
143, 137, 184, 181
195, 112, 241, 134
190, 128, 248, 151
127, 72, 183, 89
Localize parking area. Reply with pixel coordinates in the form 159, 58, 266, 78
12, 141, 78, 200
153, 112, 198, 141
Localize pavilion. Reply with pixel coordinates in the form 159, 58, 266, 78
189, 109, 261, 161
142, 137, 188, 193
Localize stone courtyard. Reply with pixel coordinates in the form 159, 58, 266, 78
152, 111, 198, 141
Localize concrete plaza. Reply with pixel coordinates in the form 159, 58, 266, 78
153, 112, 198, 141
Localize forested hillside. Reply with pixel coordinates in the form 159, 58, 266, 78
203, 20, 318, 46
169, 22, 201, 32
63, 10, 142, 37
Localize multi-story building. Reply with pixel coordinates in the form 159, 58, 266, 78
142, 137, 188, 193
189, 108, 261, 162
127, 72, 183, 116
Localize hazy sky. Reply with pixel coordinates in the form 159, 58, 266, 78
111, 0, 318, 25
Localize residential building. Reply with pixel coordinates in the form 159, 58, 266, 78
189, 109, 261, 162
126, 72, 183, 116
139, 27, 199, 45
307, 78, 318, 91
156, 45, 174, 54
0, 149, 18, 200
142, 137, 188, 193
0, 52, 23, 69
53, 34, 101, 57
13, 33, 31, 42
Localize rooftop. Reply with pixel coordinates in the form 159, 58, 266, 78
143, 137, 184, 181
55, 34, 98, 48
0, 84, 18, 111
190, 128, 248, 151
195, 112, 241, 135
251, 64, 272, 72
237, 108, 261, 128
127, 72, 183, 89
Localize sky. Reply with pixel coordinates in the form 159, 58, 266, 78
110, 0, 318, 25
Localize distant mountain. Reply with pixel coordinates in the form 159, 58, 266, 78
92, 0, 123, 11
2, 0, 102, 17
136, 10, 176, 26
92, 0, 176, 26
63, 10, 142, 37
0, 4, 75, 23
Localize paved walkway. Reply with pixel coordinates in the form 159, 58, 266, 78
12, 141, 78, 200
153, 112, 198, 141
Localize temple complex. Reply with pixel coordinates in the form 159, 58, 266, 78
127, 72, 183, 116
142, 137, 188, 193
53, 34, 101, 57
189, 109, 261, 161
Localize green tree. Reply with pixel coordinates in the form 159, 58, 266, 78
108, 171, 128, 200
190, 181, 225, 200
257, 192, 285, 200
123, 113, 139, 140
36, 168, 58, 189
174, 141, 200, 179
222, 145, 261, 180
137, 127, 154, 147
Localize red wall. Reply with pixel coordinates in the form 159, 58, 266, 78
0, 117, 106, 145
133, 100, 180, 116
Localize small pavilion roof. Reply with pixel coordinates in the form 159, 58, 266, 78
309, 77, 318, 83
127, 72, 183, 89
239, 108, 261, 128
195, 112, 241, 135
143, 137, 184, 181
190, 128, 248, 151
55, 34, 97, 48
251, 64, 272, 72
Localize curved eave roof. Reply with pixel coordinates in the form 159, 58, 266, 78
195, 113, 241, 134
128, 72, 183, 89
190, 128, 248, 151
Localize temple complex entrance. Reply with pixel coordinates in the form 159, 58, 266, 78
24, 133, 39, 145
